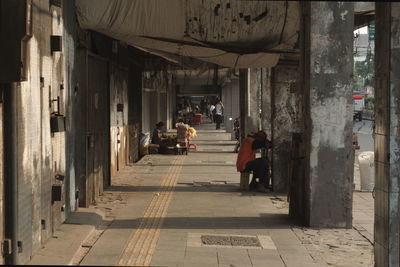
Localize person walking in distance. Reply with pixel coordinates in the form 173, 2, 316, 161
209, 103, 215, 123
214, 99, 224, 130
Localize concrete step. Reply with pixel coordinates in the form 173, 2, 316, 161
167, 129, 228, 133
193, 132, 232, 141
27, 208, 105, 266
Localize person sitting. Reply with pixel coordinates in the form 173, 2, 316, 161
152, 121, 165, 145
236, 131, 271, 192
152, 121, 170, 153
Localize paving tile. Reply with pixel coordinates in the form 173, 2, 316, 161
216, 248, 252, 266
28, 129, 375, 267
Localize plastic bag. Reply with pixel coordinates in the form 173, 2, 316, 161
140, 134, 150, 147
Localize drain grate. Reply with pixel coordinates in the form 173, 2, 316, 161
187, 233, 277, 250
201, 235, 261, 247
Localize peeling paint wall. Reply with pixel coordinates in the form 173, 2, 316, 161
186, 1, 300, 51
303, 2, 354, 228
260, 68, 272, 137
245, 68, 261, 136
374, 3, 400, 266
12, 1, 67, 263
271, 62, 301, 193
49, 3, 66, 235
110, 66, 129, 178
63, 0, 80, 213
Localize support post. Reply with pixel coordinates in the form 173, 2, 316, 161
301, 2, 354, 228
248, 68, 261, 134
239, 69, 248, 141
271, 61, 301, 193
374, 2, 400, 266
260, 68, 272, 137
239, 68, 260, 141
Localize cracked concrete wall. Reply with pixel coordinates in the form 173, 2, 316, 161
374, 3, 400, 266
110, 66, 129, 179
260, 68, 272, 138
271, 62, 301, 193
63, 0, 80, 214
246, 68, 261, 136
303, 2, 354, 228
11, 1, 67, 263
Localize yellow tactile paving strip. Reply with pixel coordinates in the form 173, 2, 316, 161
117, 156, 185, 266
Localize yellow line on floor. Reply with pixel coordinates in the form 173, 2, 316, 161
117, 156, 185, 266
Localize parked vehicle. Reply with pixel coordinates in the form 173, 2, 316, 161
353, 95, 365, 121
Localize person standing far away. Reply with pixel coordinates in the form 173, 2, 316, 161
209, 103, 215, 123
214, 99, 224, 130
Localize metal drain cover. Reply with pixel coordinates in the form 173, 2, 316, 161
201, 235, 261, 247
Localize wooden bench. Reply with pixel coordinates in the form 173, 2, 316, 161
240, 172, 251, 190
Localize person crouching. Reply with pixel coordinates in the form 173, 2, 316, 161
236, 131, 271, 192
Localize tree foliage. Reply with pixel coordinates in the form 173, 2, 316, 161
354, 52, 374, 88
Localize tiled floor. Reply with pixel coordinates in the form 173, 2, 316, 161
29, 122, 375, 266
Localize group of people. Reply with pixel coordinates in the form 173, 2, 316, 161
164, 96, 271, 191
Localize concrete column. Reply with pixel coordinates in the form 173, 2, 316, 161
374, 3, 400, 266
301, 2, 354, 228
239, 69, 248, 140
271, 62, 301, 193
239, 69, 261, 139
248, 68, 261, 134
260, 68, 272, 137
221, 79, 239, 137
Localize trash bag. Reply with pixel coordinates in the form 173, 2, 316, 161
140, 133, 150, 156
140, 134, 150, 147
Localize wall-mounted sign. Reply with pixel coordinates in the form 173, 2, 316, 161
368, 24, 375, 41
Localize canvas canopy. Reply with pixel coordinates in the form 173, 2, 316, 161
75, 0, 300, 68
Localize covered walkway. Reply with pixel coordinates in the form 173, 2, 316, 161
28, 126, 373, 267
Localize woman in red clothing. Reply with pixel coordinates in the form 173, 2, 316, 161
236, 131, 271, 191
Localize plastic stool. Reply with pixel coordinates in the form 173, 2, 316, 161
240, 172, 251, 190
188, 144, 197, 151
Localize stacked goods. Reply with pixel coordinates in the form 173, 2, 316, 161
188, 127, 197, 139
176, 122, 189, 141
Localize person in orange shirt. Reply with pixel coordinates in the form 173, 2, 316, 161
236, 131, 271, 191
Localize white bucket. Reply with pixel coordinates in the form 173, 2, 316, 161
358, 151, 375, 191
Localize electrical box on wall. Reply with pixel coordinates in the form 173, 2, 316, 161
117, 103, 124, 112
50, 114, 66, 132
52, 185, 62, 202
51, 35, 62, 52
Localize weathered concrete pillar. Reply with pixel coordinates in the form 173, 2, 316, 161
271, 61, 301, 193
221, 79, 240, 137
248, 68, 261, 134
260, 68, 272, 137
239, 69, 261, 139
301, 2, 354, 228
374, 3, 400, 266
239, 69, 247, 140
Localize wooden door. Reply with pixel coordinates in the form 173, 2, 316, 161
87, 56, 109, 204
